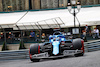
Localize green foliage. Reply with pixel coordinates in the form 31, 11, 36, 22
19, 41, 26, 50
2, 42, 8, 51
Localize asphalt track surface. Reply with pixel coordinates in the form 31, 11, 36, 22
0, 51, 100, 67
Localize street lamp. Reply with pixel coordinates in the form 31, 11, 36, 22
67, 0, 81, 27
67, 0, 81, 37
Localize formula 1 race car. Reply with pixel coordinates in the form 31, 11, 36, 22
29, 31, 84, 62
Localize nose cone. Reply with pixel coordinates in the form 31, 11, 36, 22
52, 41, 60, 55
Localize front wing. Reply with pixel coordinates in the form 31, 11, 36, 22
31, 50, 83, 59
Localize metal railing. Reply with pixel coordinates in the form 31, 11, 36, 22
0, 49, 29, 60
84, 39, 100, 52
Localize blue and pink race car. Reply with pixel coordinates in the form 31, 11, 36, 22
29, 31, 84, 62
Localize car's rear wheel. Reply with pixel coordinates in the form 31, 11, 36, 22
72, 39, 82, 49
72, 39, 84, 57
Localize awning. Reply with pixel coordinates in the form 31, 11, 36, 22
0, 6, 100, 30
13, 17, 65, 30
14, 6, 100, 30
0, 12, 27, 28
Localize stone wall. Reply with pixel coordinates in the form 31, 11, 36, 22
94, 0, 99, 4
0, 0, 28, 12
0, 43, 32, 51
87, 0, 94, 5
52, 0, 59, 8
0, 0, 3, 12
41, 0, 47, 9
25, 0, 29, 10
81, 0, 99, 5
7, 44, 19, 50
63, 0, 67, 7
81, 0, 87, 5
31, 0, 40, 9
0, 0, 100, 12
47, 0, 53, 8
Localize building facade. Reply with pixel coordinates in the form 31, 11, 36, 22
0, 0, 100, 12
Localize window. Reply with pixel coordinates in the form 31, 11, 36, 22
41, 0, 47, 9
59, 0, 64, 7
99, 0, 100, 3
2, 0, 26, 12
41, 0, 59, 9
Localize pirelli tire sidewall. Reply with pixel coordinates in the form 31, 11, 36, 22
29, 44, 41, 62
72, 39, 82, 50
30, 44, 39, 55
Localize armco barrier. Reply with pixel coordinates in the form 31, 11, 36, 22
84, 40, 100, 52
0, 40, 100, 60
0, 49, 29, 60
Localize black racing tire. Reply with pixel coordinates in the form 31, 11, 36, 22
29, 44, 40, 62
30, 44, 39, 55
72, 39, 84, 57
72, 39, 82, 50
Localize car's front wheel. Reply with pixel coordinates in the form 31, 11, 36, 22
29, 44, 40, 62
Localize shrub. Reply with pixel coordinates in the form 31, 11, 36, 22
19, 41, 26, 49
2, 42, 8, 51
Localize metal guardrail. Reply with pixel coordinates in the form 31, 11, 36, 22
0, 49, 29, 60
84, 39, 100, 52
0, 40, 100, 60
